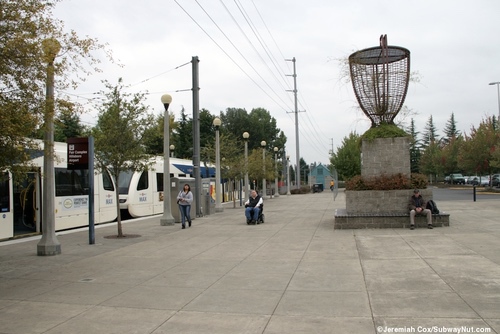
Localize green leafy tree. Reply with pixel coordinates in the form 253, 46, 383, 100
441, 136, 464, 174
142, 112, 176, 155
330, 132, 361, 180
0, 0, 112, 172
91, 78, 154, 238
458, 116, 500, 176
221, 107, 283, 151
54, 101, 86, 142
419, 141, 443, 182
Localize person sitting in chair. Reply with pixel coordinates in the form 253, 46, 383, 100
408, 189, 433, 230
244, 190, 263, 224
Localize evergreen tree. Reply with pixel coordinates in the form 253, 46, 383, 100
422, 115, 439, 147
408, 118, 421, 173
330, 132, 361, 180
172, 108, 193, 159
443, 112, 460, 145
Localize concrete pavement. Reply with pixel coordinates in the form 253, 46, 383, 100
0, 189, 499, 334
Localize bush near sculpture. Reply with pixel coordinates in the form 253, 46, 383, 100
345, 173, 428, 191
359, 123, 410, 145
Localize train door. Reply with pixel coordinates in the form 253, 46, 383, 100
0, 172, 14, 239
153, 172, 163, 215
12, 171, 40, 236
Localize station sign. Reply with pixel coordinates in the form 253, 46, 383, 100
67, 137, 89, 170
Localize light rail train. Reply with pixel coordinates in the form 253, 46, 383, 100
0, 141, 118, 240
119, 157, 215, 218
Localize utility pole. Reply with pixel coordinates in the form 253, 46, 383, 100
286, 57, 303, 189
329, 138, 334, 155
192, 56, 202, 217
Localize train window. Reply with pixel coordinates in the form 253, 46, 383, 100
55, 168, 87, 196
137, 171, 149, 190
0, 172, 10, 212
102, 169, 114, 191
156, 173, 163, 192
118, 170, 133, 194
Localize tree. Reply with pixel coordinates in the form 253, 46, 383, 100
422, 115, 439, 147
221, 107, 283, 151
54, 101, 86, 142
408, 118, 421, 173
330, 132, 361, 180
91, 78, 154, 238
419, 141, 443, 182
458, 116, 500, 176
142, 112, 176, 155
443, 112, 460, 144
0, 0, 112, 172
441, 136, 464, 174
172, 107, 192, 159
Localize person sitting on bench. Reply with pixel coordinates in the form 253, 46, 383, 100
408, 189, 433, 230
244, 190, 263, 224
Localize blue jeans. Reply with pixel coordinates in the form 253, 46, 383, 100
179, 204, 191, 226
245, 207, 260, 221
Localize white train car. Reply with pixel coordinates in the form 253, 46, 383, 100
0, 141, 118, 240
119, 157, 215, 218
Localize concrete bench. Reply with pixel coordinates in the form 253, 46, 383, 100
334, 208, 450, 229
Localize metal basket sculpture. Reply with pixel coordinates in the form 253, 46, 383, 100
349, 35, 410, 127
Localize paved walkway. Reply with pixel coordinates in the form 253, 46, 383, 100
0, 189, 499, 334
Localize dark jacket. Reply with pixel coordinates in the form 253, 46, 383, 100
408, 194, 426, 211
245, 195, 263, 208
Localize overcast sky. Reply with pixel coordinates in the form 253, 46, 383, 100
53, 0, 500, 166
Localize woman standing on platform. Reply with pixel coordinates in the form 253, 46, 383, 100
177, 184, 193, 229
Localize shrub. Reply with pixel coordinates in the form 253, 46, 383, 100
345, 173, 428, 191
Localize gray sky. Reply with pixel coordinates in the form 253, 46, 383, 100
54, 0, 500, 165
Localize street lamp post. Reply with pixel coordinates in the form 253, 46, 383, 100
243, 132, 249, 196
286, 154, 291, 196
274, 147, 279, 198
214, 117, 224, 212
489, 82, 500, 121
37, 38, 61, 256
261, 141, 266, 198
169, 144, 175, 158
160, 94, 175, 226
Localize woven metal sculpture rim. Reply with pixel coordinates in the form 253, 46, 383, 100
349, 45, 410, 65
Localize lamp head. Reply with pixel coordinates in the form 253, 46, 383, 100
261, 141, 266, 147
42, 38, 61, 62
243, 132, 249, 139
213, 117, 221, 127
274, 147, 278, 152
161, 94, 172, 111
169, 144, 175, 150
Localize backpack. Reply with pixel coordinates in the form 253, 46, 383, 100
426, 200, 439, 214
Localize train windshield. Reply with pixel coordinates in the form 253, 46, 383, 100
118, 170, 134, 194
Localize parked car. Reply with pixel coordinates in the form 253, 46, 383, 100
444, 176, 451, 184
492, 174, 500, 187
448, 173, 466, 185
471, 176, 490, 186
